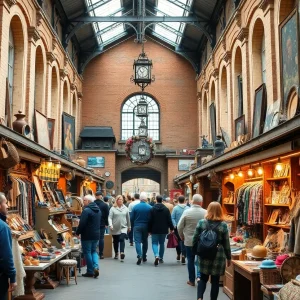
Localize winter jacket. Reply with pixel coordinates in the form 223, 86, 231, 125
94, 199, 109, 227
0, 213, 16, 283
288, 209, 300, 255
76, 203, 102, 241
131, 201, 152, 227
108, 205, 131, 235
171, 204, 189, 227
148, 203, 174, 234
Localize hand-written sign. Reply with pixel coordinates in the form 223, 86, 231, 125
38, 165, 60, 181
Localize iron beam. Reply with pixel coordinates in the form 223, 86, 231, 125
71, 16, 200, 22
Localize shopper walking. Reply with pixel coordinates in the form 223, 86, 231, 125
163, 197, 174, 213
108, 195, 131, 262
148, 195, 174, 266
193, 201, 231, 300
171, 195, 189, 264
94, 191, 109, 259
128, 193, 140, 246
0, 193, 16, 300
76, 195, 101, 278
177, 194, 206, 287
130, 192, 152, 265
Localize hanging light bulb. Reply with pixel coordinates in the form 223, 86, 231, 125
46, 157, 53, 168
247, 166, 255, 177
229, 173, 235, 180
275, 158, 284, 172
56, 162, 61, 169
238, 169, 243, 177
257, 164, 264, 175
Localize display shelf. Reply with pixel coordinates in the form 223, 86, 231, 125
266, 177, 289, 181
264, 204, 290, 207
18, 230, 34, 241
264, 223, 290, 229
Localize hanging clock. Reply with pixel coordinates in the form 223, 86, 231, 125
106, 180, 114, 190
280, 256, 300, 283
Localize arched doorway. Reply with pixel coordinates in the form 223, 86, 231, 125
121, 167, 161, 196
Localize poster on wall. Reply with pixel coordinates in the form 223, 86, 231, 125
87, 156, 105, 168
62, 112, 75, 157
169, 189, 183, 201
178, 159, 194, 171
280, 9, 299, 115
35, 110, 50, 149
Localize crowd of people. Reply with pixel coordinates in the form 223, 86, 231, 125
75, 191, 231, 300
0, 190, 231, 300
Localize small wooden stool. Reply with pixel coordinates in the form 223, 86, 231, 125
59, 259, 78, 285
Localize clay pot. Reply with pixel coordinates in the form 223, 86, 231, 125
12, 111, 31, 136
252, 245, 268, 258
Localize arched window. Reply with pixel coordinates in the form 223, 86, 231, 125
121, 94, 160, 140
8, 27, 14, 106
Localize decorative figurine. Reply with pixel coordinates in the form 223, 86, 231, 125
214, 135, 225, 157
201, 135, 209, 148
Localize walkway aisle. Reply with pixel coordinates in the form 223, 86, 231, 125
42, 241, 229, 300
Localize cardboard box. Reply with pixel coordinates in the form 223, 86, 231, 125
103, 234, 112, 258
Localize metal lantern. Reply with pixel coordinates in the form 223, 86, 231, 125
138, 118, 148, 137
138, 144, 146, 156
136, 95, 148, 118
131, 50, 155, 91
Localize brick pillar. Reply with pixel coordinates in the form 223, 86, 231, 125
197, 91, 201, 146
225, 53, 233, 139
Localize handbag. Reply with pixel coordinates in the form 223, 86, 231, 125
167, 232, 178, 248
0, 139, 19, 169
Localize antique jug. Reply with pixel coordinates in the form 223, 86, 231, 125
12, 110, 31, 136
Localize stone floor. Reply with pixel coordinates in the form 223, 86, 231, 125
41, 241, 229, 300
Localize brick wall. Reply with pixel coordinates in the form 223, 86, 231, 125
82, 37, 198, 151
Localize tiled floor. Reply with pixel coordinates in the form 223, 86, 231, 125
41, 241, 229, 300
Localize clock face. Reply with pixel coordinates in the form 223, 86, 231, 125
137, 66, 148, 79
139, 128, 147, 136
138, 146, 146, 156
104, 171, 110, 177
138, 105, 147, 114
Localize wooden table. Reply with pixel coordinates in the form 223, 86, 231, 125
233, 260, 263, 300
14, 249, 71, 300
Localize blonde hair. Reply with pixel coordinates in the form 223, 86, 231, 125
113, 195, 123, 207
205, 202, 224, 221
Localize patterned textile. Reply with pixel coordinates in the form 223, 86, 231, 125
278, 279, 300, 300
192, 220, 231, 276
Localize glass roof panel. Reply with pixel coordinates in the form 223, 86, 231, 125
153, 0, 191, 46
87, 0, 126, 45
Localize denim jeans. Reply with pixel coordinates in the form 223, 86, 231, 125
151, 234, 166, 259
134, 226, 148, 258
112, 233, 126, 254
186, 246, 196, 282
98, 226, 106, 256
174, 228, 186, 256
197, 273, 220, 300
81, 240, 99, 274
128, 212, 134, 243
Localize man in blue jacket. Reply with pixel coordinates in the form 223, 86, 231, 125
131, 192, 152, 265
76, 195, 101, 278
0, 193, 16, 300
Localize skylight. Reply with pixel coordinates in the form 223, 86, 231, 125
153, 0, 192, 45
86, 0, 126, 44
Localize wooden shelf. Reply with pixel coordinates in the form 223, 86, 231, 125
264, 223, 290, 229
264, 204, 290, 207
266, 177, 289, 181
244, 177, 263, 181
224, 203, 235, 205
17, 230, 34, 241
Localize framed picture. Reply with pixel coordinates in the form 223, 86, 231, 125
178, 159, 194, 171
87, 156, 105, 168
54, 189, 66, 206
209, 102, 216, 143
220, 127, 231, 148
234, 114, 245, 141
47, 118, 55, 150
280, 8, 299, 116
252, 83, 267, 138
62, 112, 75, 157
263, 99, 280, 133
35, 110, 50, 149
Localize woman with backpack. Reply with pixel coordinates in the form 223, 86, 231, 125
192, 201, 231, 300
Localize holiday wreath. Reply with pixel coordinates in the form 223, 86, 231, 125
125, 136, 156, 165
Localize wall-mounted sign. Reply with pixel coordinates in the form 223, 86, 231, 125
38, 164, 60, 182
87, 156, 105, 168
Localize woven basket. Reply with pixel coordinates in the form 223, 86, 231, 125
259, 268, 282, 285
0, 140, 19, 169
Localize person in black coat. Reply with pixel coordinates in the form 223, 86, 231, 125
148, 195, 174, 266
76, 195, 101, 278
94, 191, 109, 259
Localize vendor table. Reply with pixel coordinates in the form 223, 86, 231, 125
15, 249, 71, 300
233, 260, 263, 300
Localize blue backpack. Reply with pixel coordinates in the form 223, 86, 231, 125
196, 221, 220, 260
